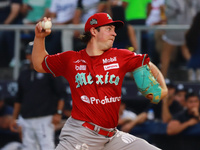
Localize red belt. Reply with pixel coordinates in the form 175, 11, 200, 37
82, 122, 116, 137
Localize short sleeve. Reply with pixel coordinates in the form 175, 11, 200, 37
42, 51, 75, 77
118, 49, 150, 73
42, 53, 65, 77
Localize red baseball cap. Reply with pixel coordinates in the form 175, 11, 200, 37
84, 13, 124, 32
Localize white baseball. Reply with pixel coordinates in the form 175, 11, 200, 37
41, 20, 52, 29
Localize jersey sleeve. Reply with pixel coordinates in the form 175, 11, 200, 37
42, 53, 66, 77
118, 49, 150, 72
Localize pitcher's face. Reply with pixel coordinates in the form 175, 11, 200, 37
96, 25, 117, 50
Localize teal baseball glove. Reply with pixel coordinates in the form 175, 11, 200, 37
132, 58, 162, 104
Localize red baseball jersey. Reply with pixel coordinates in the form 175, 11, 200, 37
42, 48, 150, 128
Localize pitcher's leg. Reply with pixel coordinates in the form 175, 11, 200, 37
55, 117, 109, 150
104, 131, 161, 150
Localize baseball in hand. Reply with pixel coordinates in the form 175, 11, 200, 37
41, 20, 52, 30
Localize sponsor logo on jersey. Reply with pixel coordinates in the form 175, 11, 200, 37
81, 95, 90, 104
75, 65, 86, 71
80, 95, 121, 105
73, 59, 87, 64
75, 72, 120, 88
102, 57, 117, 64
103, 63, 119, 71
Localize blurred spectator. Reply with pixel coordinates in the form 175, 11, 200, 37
21, 0, 58, 55
0, 0, 23, 67
9, 42, 66, 150
62, 99, 72, 119
49, 0, 78, 52
54, 98, 72, 146
159, 79, 184, 123
122, 0, 151, 25
118, 100, 137, 128
145, 0, 166, 65
146, 0, 166, 26
0, 95, 13, 130
121, 78, 183, 132
108, 0, 138, 51
0, 94, 22, 149
120, 110, 148, 133
167, 92, 200, 135
160, 0, 200, 78
73, 0, 107, 25
185, 12, 200, 82
73, 0, 107, 51
21, 0, 51, 24
122, 0, 152, 53
174, 84, 188, 108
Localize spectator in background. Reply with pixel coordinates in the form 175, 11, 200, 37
20, 0, 52, 52
118, 100, 137, 128
122, 0, 151, 25
0, 0, 23, 67
167, 92, 200, 135
159, 78, 184, 123
10, 42, 66, 150
54, 99, 73, 146
185, 12, 200, 82
49, 0, 78, 52
174, 84, 188, 108
146, 0, 166, 26
62, 99, 72, 120
73, 0, 107, 26
160, 0, 200, 78
21, 0, 51, 24
145, 0, 166, 65
122, 0, 151, 53
121, 78, 183, 132
73, 0, 107, 51
107, 0, 138, 51
0, 94, 22, 150
0, 95, 13, 130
